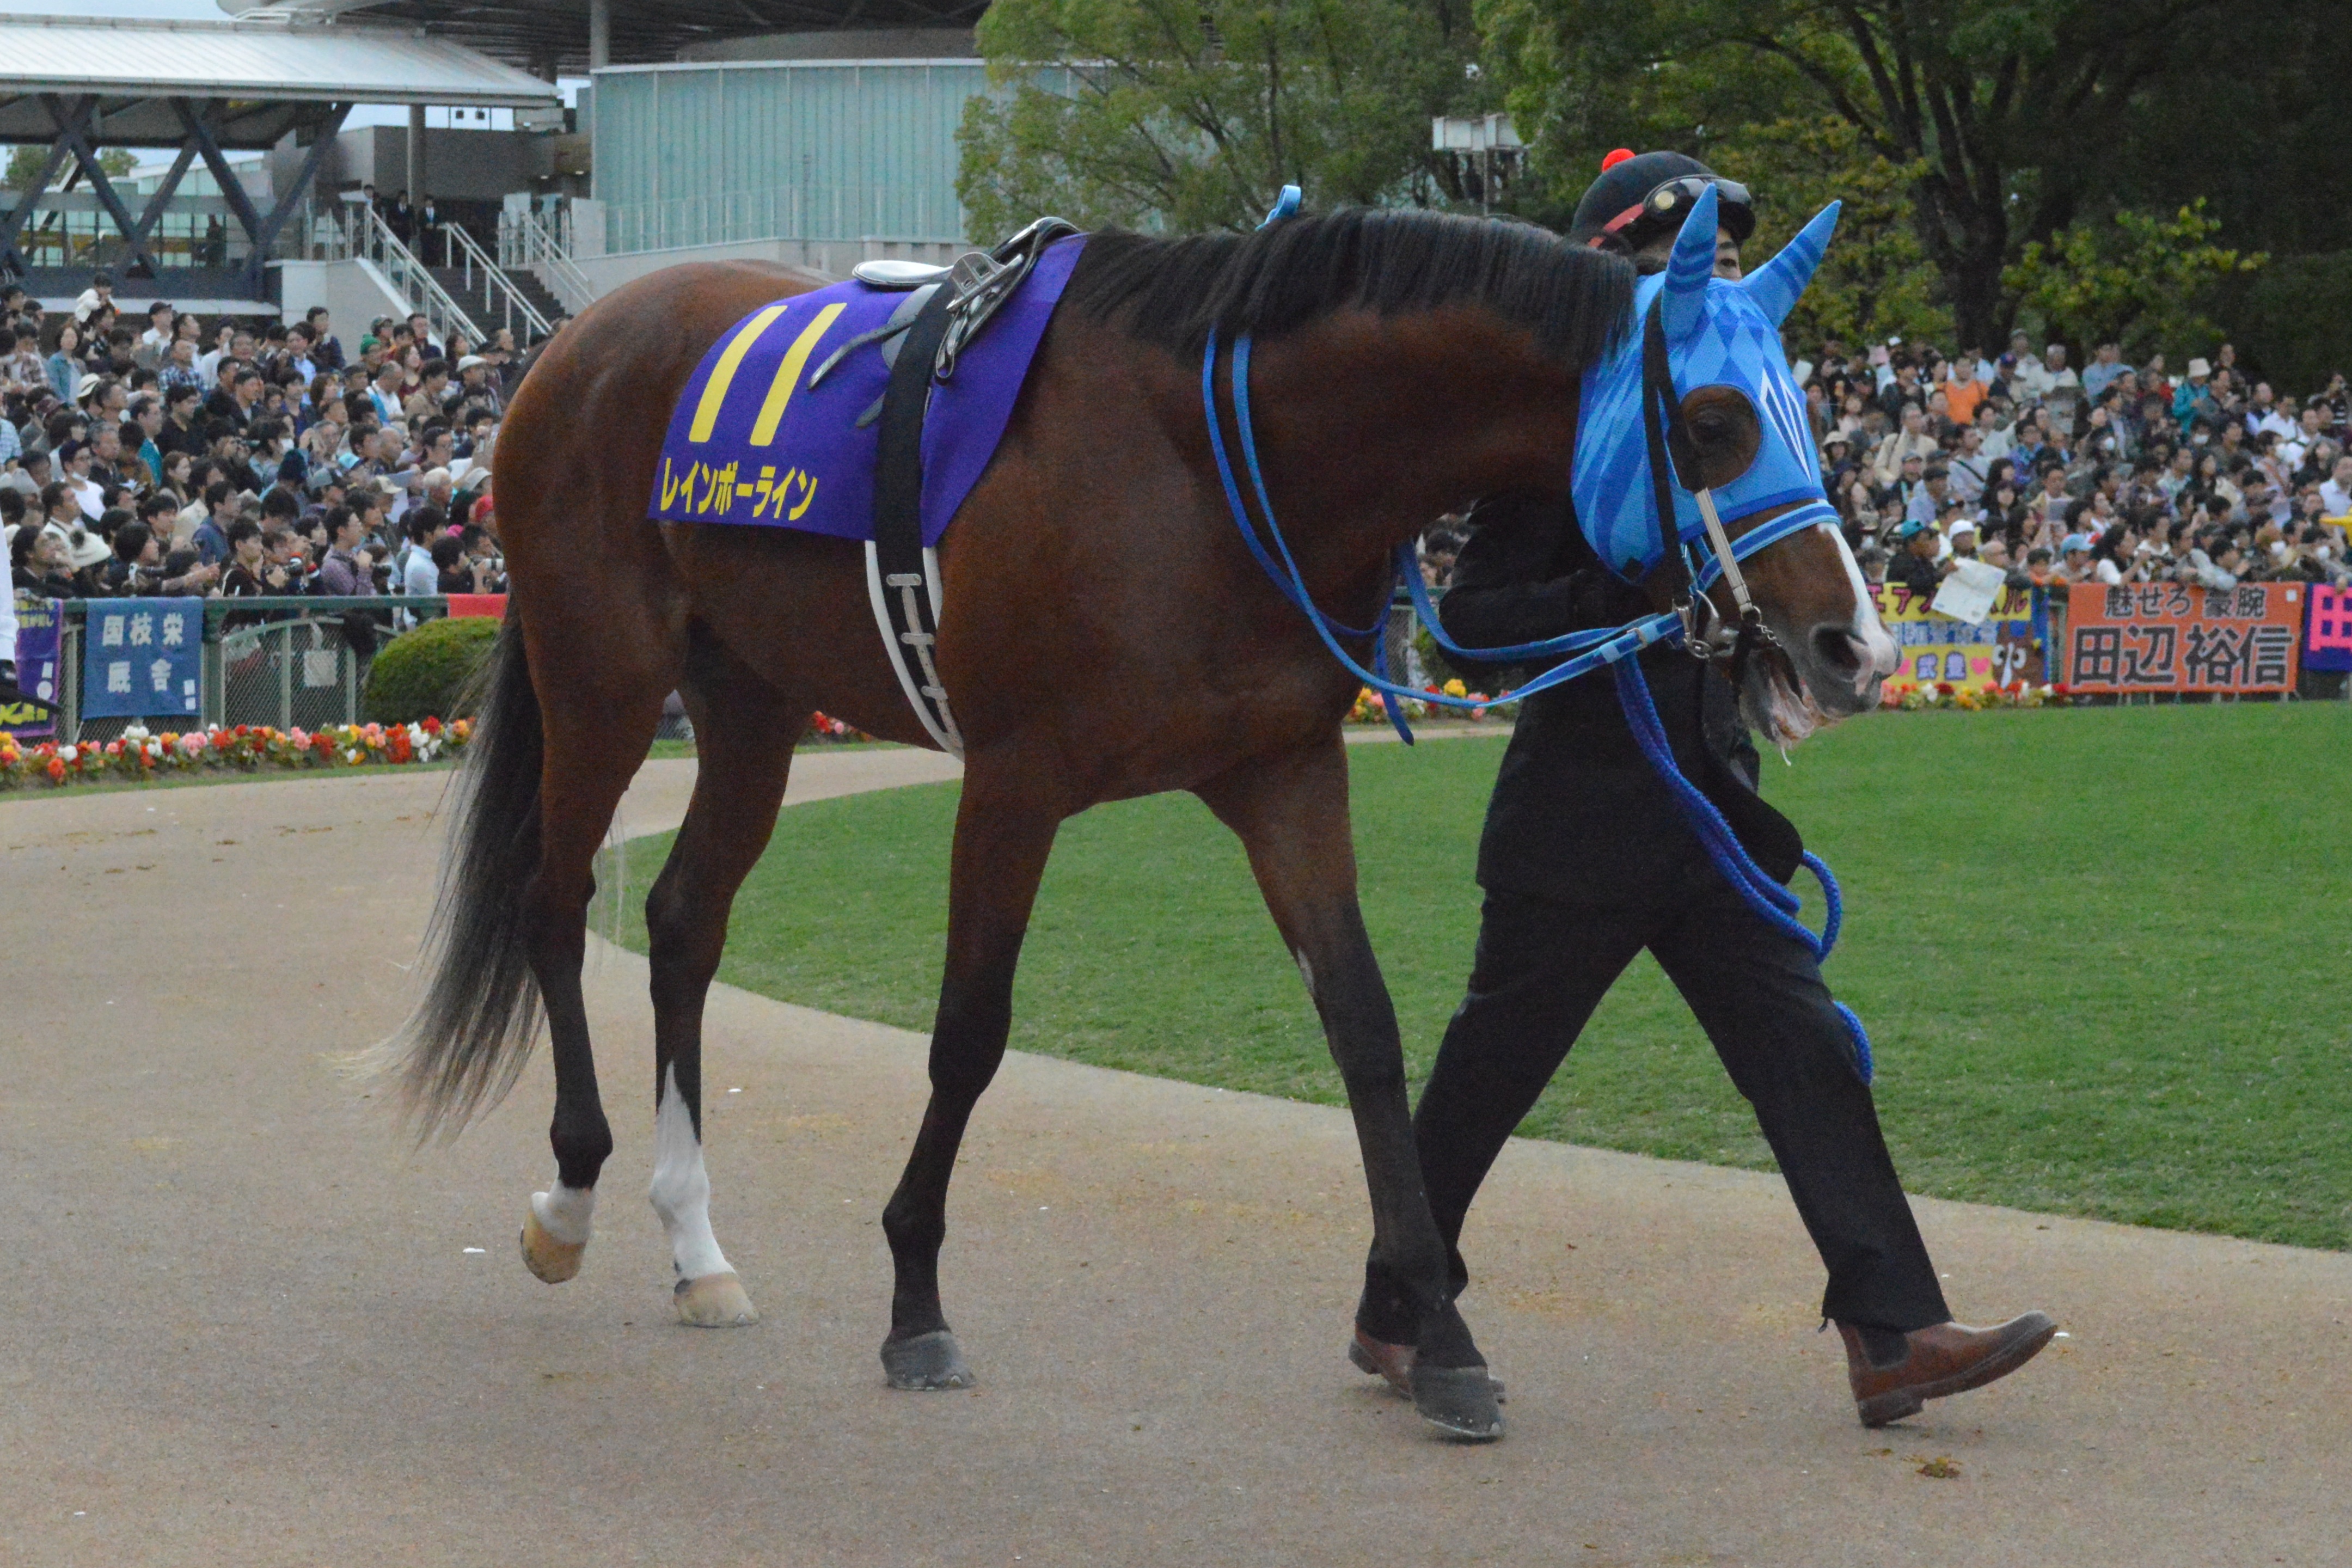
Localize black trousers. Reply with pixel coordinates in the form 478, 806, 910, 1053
1361, 876, 1951, 1344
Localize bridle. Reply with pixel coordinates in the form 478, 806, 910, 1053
1197, 185, 1835, 732
1200, 314, 1832, 733
1637, 293, 1790, 694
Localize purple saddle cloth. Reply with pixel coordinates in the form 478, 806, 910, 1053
647, 237, 1086, 545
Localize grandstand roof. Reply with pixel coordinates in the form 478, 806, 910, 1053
228, 0, 993, 75
0, 15, 559, 150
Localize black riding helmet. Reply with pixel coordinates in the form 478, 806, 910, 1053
1568, 149, 1756, 253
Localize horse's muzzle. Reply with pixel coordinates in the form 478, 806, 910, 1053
1799, 619, 1897, 712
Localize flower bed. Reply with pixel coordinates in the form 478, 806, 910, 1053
1879, 680, 2075, 711
1, 718, 473, 790
1345, 679, 1518, 724
1, 709, 878, 791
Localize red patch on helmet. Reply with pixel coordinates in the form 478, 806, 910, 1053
1600, 148, 1636, 171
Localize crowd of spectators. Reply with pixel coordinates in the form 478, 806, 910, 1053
2, 272, 516, 611
1805, 330, 2352, 602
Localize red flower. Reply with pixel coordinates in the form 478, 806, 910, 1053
420, 715, 442, 734
1935, 681, 1956, 696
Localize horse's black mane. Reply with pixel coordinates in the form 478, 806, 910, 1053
1063, 207, 1636, 370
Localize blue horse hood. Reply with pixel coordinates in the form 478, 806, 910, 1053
1571, 198, 1839, 583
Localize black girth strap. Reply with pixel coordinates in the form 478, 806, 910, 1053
867, 281, 963, 755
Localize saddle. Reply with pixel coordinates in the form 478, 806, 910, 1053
846, 217, 1079, 757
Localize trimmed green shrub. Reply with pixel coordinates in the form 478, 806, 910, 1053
363, 615, 501, 725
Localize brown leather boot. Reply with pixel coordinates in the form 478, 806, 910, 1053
1837, 1313, 2057, 1426
1348, 1327, 1506, 1402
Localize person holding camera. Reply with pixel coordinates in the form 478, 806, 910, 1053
315, 504, 377, 597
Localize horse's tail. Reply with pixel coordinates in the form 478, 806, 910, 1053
362, 615, 547, 1138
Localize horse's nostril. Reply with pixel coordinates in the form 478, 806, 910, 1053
1811, 625, 1860, 673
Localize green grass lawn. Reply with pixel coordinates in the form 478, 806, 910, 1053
617, 705, 2352, 1250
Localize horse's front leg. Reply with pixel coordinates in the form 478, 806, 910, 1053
878, 750, 1064, 1391
1196, 737, 1503, 1440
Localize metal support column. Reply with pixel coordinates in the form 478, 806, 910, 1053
117, 141, 198, 268
40, 94, 164, 276
174, 99, 268, 283
590, 0, 612, 70
0, 109, 79, 273
407, 103, 427, 207
247, 104, 350, 293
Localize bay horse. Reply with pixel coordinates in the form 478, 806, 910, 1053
379, 206, 1889, 1441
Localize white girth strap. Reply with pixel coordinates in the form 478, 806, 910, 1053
863, 541, 965, 758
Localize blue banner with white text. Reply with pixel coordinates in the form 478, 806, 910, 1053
81, 598, 202, 719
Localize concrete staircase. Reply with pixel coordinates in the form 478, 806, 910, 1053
428, 264, 566, 345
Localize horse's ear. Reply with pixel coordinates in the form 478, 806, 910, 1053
1660, 183, 1718, 343
1742, 201, 1841, 327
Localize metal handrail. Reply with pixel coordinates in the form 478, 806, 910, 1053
497, 208, 596, 316
346, 203, 486, 348
49, 595, 491, 638
438, 221, 553, 340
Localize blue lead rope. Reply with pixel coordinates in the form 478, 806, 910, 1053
1611, 656, 1873, 1082
1200, 327, 1875, 1083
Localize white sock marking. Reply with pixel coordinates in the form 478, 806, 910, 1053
531, 1182, 597, 1247
650, 1062, 733, 1281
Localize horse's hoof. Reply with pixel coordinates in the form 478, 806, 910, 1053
881, 1329, 973, 1391
519, 1210, 585, 1283
1412, 1361, 1505, 1442
673, 1272, 759, 1327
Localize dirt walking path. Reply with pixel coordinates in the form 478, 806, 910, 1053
3, 750, 2346, 1565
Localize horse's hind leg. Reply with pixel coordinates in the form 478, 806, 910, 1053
879, 754, 1064, 1389
517, 621, 676, 1287
1196, 739, 1504, 1441
641, 642, 806, 1326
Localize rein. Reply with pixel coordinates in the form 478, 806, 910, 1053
1198, 328, 1830, 733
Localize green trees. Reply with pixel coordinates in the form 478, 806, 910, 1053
954, 0, 2352, 378
1474, 0, 2239, 350
958, 0, 1492, 238
2002, 201, 2264, 364
4, 144, 134, 187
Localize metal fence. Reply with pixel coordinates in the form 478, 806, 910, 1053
29, 597, 705, 745
40, 597, 451, 745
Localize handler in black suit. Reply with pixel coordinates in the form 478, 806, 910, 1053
1352, 151, 2054, 1427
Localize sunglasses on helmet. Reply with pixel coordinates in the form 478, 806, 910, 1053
1596, 175, 1756, 246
